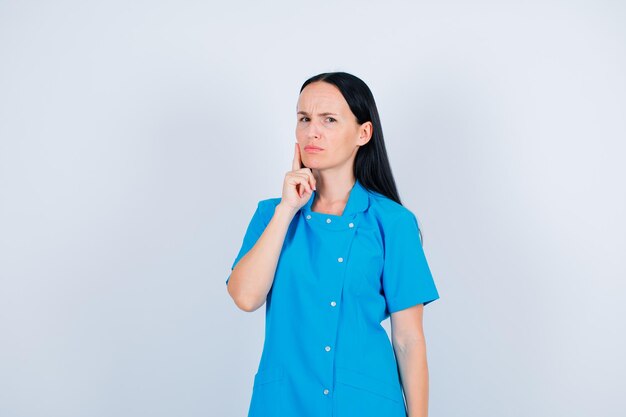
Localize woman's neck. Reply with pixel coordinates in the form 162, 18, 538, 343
310, 174, 356, 215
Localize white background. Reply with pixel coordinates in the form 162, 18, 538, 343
1, 1, 624, 416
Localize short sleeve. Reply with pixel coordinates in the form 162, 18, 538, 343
225, 201, 270, 285
382, 210, 440, 313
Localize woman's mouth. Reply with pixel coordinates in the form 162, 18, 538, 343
304, 145, 324, 153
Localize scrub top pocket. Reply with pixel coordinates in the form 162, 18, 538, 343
334, 366, 407, 417
248, 366, 285, 417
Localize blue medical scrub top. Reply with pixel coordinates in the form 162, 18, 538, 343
226, 179, 440, 417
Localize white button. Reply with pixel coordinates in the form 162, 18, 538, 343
323, 389, 330, 395
330, 301, 337, 307
325, 346, 331, 352
337, 257, 343, 263
326, 218, 332, 223
306, 214, 311, 219
348, 222, 354, 228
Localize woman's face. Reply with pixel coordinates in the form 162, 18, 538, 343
295, 81, 372, 170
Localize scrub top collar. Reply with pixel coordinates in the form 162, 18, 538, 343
301, 178, 370, 218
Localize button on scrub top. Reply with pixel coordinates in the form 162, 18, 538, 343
226, 179, 440, 417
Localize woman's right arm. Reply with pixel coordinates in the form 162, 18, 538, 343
227, 202, 297, 311
227, 142, 316, 312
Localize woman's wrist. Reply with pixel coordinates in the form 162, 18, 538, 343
275, 202, 299, 218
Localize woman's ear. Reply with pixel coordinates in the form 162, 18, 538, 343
359, 121, 373, 145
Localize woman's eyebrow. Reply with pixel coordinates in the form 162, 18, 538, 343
297, 111, 338, 116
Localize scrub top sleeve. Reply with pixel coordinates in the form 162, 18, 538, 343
225, 200, 269, 285
382, 210, 440, 313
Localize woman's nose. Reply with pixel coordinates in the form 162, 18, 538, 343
307, 120, 321, 138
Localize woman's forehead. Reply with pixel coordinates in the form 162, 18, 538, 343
297, 82, 348, 112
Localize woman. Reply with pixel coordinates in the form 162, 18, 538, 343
226, 72, 440, 417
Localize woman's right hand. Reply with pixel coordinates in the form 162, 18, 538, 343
280, 142, 317, 211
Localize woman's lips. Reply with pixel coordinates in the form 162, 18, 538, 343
304, 146, 324, 153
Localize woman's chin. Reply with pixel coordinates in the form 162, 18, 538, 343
302, 160, 324, 170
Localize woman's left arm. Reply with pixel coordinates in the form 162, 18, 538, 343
390, 303, 429, 417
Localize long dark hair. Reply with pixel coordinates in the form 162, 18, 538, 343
299, 72, 402, 206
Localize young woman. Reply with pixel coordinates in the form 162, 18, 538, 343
226, 72, 440, 417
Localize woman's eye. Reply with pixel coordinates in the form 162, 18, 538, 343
299, 117, 309, 122
326, 117, 336, 123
